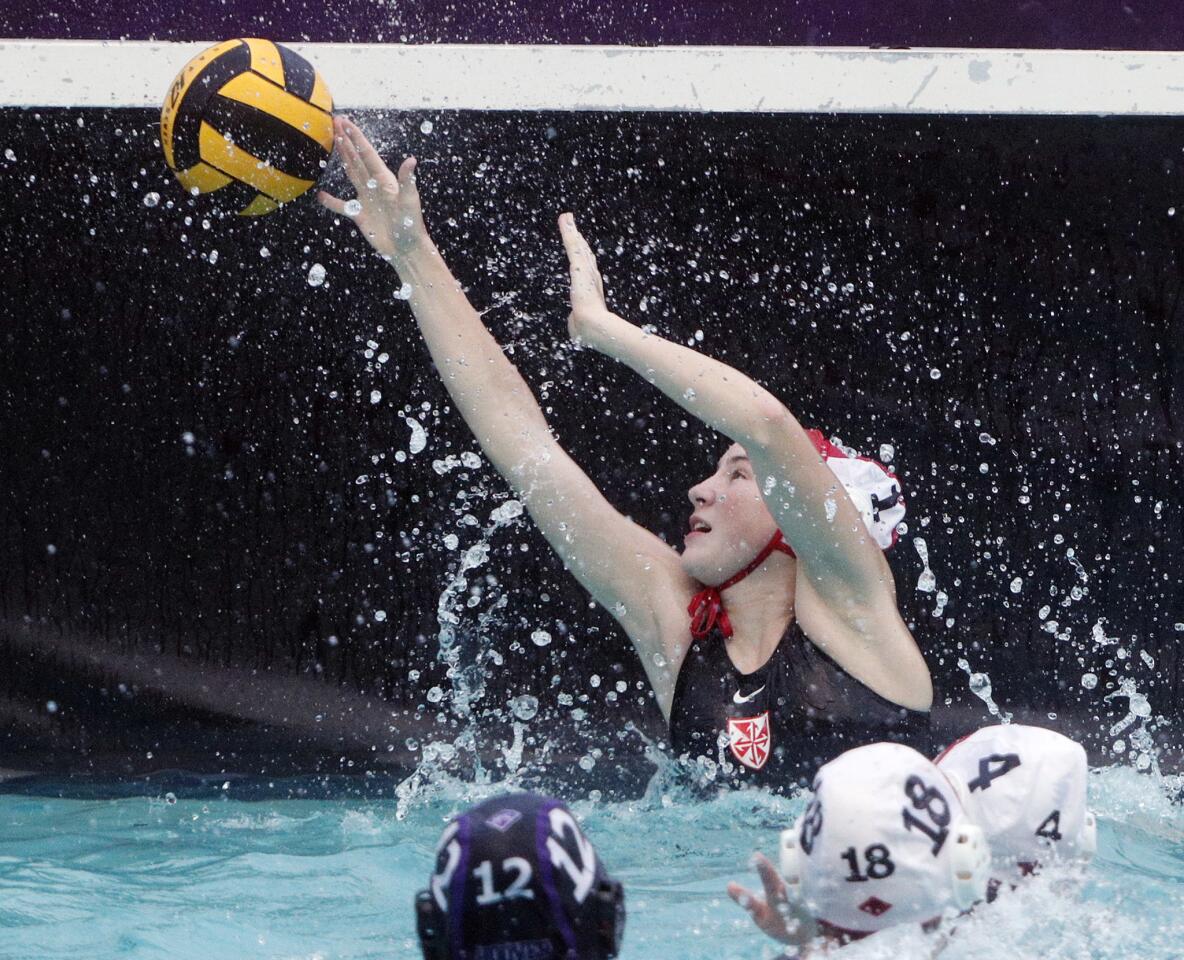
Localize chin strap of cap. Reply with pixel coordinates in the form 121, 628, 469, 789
687, 530, 794, 640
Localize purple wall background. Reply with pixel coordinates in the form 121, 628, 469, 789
3, 0, 1184, 49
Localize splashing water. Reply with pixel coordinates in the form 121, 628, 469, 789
406, 417, 427, 454
914, 536, 937, 593
957, 657, 1013, 723
1, 763, 1180, 960
395, 494, 529, 819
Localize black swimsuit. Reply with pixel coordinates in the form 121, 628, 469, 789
668, 620, 931, 791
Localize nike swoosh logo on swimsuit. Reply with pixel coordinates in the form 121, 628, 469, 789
733, 685, 765, 705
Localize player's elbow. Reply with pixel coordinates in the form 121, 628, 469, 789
748, 394, 795, 449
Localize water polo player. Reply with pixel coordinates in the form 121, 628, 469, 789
416, 792, 625, 959
727, 742, 990, 956
320, 117, 933, 788
935, 724, 1097, 877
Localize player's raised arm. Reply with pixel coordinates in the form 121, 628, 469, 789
320, 120, 695, 712
559, 214, 931, 711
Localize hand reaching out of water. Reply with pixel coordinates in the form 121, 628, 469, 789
319, 116, 428, 262
558, 213, 614, 342
727, 852, 816, 947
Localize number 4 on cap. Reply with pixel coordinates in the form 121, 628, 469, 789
967, 753, 1022, 792
1036, 810, 1063, 841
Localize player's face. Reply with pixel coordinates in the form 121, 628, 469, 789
681, 443, 780, 585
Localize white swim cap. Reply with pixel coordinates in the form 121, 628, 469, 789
935, 724, 1097, 870
779, 742, 990, 938
807, 430, 905, 551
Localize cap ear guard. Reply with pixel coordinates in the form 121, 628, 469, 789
589, 878, 626, 958
778, 820, 805, 901
947, 823, 992, 912
1078, 810, 1098, 863
415, 888, 448, 960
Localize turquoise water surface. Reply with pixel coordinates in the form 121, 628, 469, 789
1, 765, 1181, 960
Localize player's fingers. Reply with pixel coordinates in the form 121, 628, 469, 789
726, 883, 758, 913
317, 190, 349, 215
342, 117, 396, 187
396, 156, 419, 197
335, 120, 371, 194
558, 213, 595, 264
754, 853, 788, 904
559, 214, 602, 297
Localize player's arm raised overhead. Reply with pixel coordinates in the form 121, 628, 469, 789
319, 119, 695, 708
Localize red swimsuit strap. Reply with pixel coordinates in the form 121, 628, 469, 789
687, 530, 794, 640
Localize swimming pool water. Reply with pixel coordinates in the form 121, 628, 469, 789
0, 765, 1181, 960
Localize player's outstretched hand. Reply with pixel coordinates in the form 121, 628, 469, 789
319, 116, 427, 262
727, 852, 816, 947
558, 213, 613, 343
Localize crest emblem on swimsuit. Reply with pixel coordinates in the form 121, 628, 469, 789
727, 711, 771, 771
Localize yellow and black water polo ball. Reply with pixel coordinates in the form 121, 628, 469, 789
161, 38, 334, 216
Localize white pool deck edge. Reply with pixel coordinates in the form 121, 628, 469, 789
2, 40, 1184, 114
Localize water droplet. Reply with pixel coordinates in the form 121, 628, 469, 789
1009, 577, 1023, 593
929, 367, 942, 379
978, 432, 996, 445
366, 177, 378, 189
208, 249, 219, 265
3, 148, 15, 161
914, 538, 936, 592
489, 500, 524, 523
307, 263, 327, 286
420, 119, 434, 134
180, 431, 196, 445
426, 686, 445, 703
165, 792, 177, 804
578, 754, 596, 771
374, 610, 387, 622
344, 198, 362, 217
1081, 672, 1098, 689
142, 191, 160, 207
46, 700, 58, 714
395, 281, 413, 300
510, 694, 539, 721
531, 629, 552, 647
879, 443, 894, 463
370, 390, 382, 405
407, 417, 427, 453
259, 246, 270, 259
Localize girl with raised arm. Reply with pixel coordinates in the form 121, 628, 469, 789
321, 118, 932, 790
